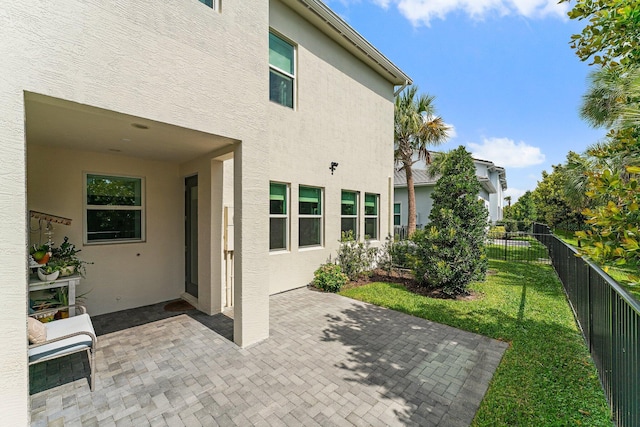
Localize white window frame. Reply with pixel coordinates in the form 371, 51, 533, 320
83, 172, 146, 245
341, 190, 359, 239
364, 193, 379, 240
394, 202, 402, 226
270, 182, 289, 252
298, 185, 323, 248
197, 0, 220, 11
269, 31, 296, 109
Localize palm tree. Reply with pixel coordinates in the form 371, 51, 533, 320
504, 196, 512, 207
394, 86, 450, 236
581, 65, 640, 129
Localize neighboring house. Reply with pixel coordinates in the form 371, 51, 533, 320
394, 158, 507, 228
0, 0, 410, 421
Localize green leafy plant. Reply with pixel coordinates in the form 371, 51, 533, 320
411, 146, 488, 296
487, 226, 506, 240
51, 236, 93, 277
38, 264, 60, 275
29, 243, 51, 263
336, 231, 378, 280
379, 236, 415, 270
312, 263, 349, 293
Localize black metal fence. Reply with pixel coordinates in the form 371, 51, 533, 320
533, 223, 639, 427
485, 233, 551, 264
393, 225, 423, 241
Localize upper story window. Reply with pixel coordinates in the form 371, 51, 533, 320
84, 173, 145, 244
364, 193, 379, 240
198, 0, 219, 10
270, 182, 289, 251
269, 32, 295, 108
341, 190, 358, 238
299, 186, 322, 247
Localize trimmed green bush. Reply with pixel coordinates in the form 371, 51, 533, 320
487, 225, 506, 239
312, 263, 349, 292
411, 146, 488, 296
388, 239, 416, 269
336, 230, 377, 280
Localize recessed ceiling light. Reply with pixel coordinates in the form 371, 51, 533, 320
131, 123, 149, 130
121, 138, 131, 142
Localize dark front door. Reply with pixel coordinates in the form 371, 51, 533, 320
185, 175, 198, 298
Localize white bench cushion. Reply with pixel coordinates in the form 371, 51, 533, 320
28, 313, 96, 362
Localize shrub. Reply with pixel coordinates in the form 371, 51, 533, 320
487, 226, 506, 239
388, 239, 416, 269
412, 218, 487, 296
312, 263, 348, 292
498, 219, 519, 233
336, 230, 377, 280
378, 237, 415, 271
412, 146, 488, 296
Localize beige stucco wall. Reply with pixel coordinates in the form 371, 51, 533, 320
0, 96, 29, 425
28, 146, 184, 315
2, 0, 401, 421
267, 0, 396, 294
1, 0, 269, 420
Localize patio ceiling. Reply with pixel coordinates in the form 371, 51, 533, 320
25, 93, 236, 163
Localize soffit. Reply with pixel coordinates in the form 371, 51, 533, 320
25, 93, 235, 163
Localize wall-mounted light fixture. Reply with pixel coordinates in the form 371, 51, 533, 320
330, 162, 339, 175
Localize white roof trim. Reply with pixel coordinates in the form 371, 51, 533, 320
280, 0, 412, 86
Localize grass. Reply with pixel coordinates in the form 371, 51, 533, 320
553, 228, 581, 248
485, 237, 550, 263
339, 260, 612, 426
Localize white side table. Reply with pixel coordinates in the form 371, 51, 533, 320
29, 275, 81, 316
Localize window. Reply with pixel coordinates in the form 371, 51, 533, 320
364, 193, 379, 240
84, 174, 145, 244
269, 32, 295, 108
394, 203, 401, 226
270, 182, 288, 251
299, 186, 322, 247
341, 191, 358, 238
198, 0, 218, 10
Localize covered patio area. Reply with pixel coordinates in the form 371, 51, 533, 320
30, 288, 507, 426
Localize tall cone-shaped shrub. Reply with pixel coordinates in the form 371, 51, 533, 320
411, 146, 489, 296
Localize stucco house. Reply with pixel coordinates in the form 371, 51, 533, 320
394, 158, 507, 229
0, 0, 411, 422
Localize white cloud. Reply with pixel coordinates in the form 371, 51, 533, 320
378, 0, 568, 26
467, 137, 545, 168
445, 123, 457, 139
504, 187, 526, 203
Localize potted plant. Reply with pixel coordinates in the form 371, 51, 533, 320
29, 243, 51, 265
37, 264, 61, 282
51, 237, 92, 277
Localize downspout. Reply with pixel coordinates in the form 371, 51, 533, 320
388, 176, 393, 237
393, 80, 409, 97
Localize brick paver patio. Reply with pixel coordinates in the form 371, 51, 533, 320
30, 288, 508, 426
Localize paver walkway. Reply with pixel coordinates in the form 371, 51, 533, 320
30, 288, 508, 426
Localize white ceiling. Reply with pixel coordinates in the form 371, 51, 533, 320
25, 93, 236, 163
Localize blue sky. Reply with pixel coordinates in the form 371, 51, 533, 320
326, 0, 606, 201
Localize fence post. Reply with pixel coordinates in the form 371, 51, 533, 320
504, 238, 507, 260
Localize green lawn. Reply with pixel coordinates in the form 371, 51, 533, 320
485, 237, 550, 262
339, 260, 612, 426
